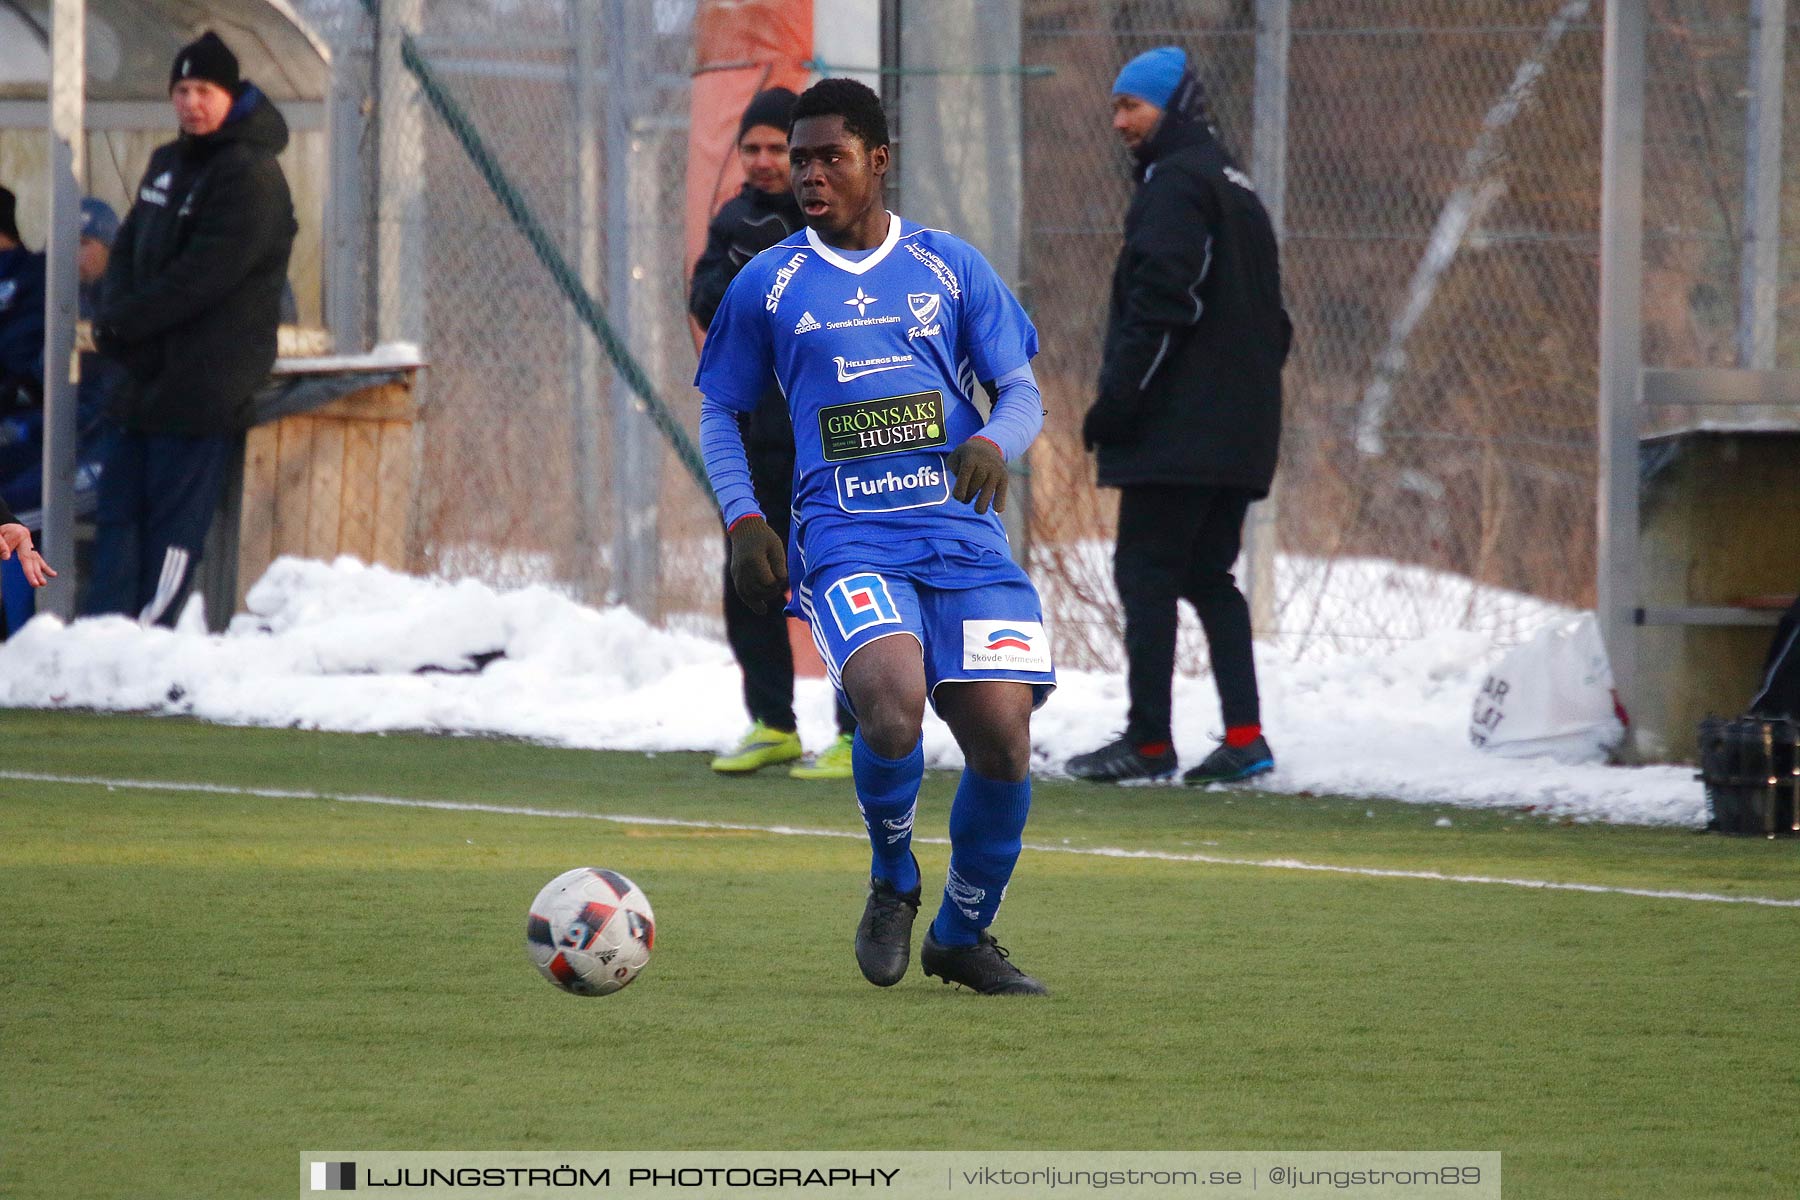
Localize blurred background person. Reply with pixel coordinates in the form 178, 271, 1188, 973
86, 31, 296, 628
0, 184, 45, 426
0, 198, 125, 635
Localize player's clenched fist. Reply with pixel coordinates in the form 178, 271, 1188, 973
727, 515, 788, 614
947, 436, 1008, 515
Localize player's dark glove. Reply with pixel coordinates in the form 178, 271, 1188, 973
727, 515, 788, 615
946, 435, 1008, 515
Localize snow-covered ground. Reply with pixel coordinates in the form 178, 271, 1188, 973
0, 556, 1704, 827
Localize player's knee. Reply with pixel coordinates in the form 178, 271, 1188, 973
855, 694, 926, 759
965, 733, 1030, 783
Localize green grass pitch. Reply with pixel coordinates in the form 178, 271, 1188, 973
2, 710, 1797, 1198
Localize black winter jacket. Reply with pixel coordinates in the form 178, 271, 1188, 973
690, 183, 802, 455
1085, 114, 1291, 495
98, 85, 297, 437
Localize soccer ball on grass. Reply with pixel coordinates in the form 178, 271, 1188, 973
525, 867, 655, 996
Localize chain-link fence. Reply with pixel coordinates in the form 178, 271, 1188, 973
293, 0, 714, 618
1027, 0, 1796, 672
284, 0, 1789, 671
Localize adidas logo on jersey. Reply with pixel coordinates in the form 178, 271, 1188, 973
794, 311, 821, 334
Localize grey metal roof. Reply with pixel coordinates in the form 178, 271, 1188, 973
0, 0, 330, 103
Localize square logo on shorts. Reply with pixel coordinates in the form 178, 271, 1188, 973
961, 620, 1051, 672
825, 573, 901, 639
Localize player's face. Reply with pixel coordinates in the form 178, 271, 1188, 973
172, 79, 234, 137
789, 115, 889, 243
1111, 94, 1161, 152
738, 124, 791, 195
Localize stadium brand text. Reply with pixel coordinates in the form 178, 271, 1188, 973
764, 252, 808, 312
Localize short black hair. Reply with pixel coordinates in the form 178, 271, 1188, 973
791, 77, 889, 150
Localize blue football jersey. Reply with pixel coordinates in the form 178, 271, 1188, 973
694, 215, 1038, 576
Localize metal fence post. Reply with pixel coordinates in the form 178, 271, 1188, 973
568, 0, 606, 602
326, 28, 370, 354
376, 0, 425, 346
1597, 0, 1646, 750
605, 0, 661, 617
1246, 0, 1289, 642
1738, 0, 1785, 371
39, 0, 84, 619
896, 0, 1029, 562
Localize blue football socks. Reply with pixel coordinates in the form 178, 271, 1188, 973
852, 732, 922, 894
930, 767, 1032, 946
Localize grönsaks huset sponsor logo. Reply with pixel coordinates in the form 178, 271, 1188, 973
817, 390, 946, 462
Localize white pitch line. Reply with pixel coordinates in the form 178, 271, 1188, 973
7, 770, 1798, 909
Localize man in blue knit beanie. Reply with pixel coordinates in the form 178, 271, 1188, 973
1068, 46, 1293, 787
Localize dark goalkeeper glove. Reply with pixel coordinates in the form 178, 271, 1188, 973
946, 436, 1008, 515
727, 515, 788, 615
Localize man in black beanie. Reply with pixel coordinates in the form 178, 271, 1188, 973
87, 30, 296, 626
689, 86, 858, 780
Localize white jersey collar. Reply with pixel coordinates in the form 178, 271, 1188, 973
804, 212, 902, 275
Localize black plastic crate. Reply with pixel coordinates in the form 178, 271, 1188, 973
1698, 716, 1800, 837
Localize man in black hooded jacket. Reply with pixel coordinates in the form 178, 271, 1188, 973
1068, 46, 1292, 787
87, 30, 296, 625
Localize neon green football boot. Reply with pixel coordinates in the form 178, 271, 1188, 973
789, 731, 855, 781
710, 721, 804, 774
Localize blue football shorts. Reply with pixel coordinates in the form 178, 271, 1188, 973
796, 554, 1057, 716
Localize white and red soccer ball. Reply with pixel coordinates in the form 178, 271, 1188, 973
525, 868, 655, 996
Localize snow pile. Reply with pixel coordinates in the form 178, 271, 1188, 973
1, 556, 1704, 826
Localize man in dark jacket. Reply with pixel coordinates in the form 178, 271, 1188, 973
0, 186, 46, 419
1067, 47, 1292, 787
86, 31, 296, 626
690, 86, 857, 780
0, 197, 123, 635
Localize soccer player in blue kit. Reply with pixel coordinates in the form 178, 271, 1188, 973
695, 79, 1053, 996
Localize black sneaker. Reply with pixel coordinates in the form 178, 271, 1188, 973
854, 859, 921, 987
1066, 735, 1178, 783
920, 928, 1049, 996
1182, 735, 1275, 786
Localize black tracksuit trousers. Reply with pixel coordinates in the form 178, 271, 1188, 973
1115, 484, 1261, 744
